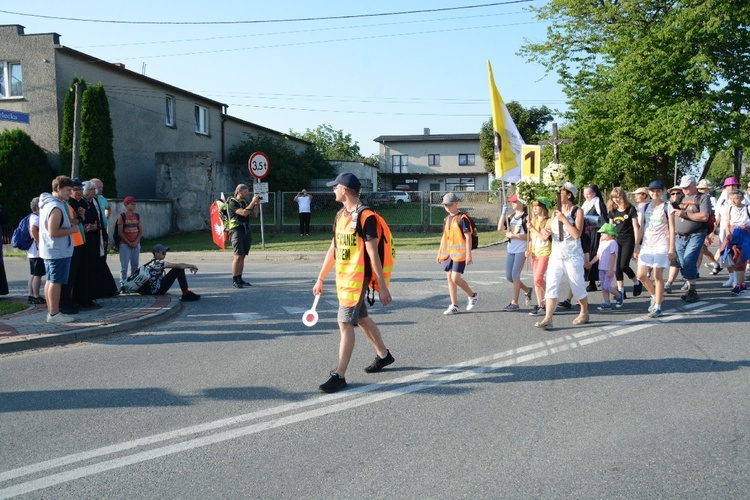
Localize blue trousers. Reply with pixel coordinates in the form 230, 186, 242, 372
675, 232, 705, 281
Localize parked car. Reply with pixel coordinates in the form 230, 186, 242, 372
387, 190, 411, 204
363, 192, 390, 208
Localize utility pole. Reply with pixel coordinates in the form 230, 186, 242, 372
71, 83, 82, 179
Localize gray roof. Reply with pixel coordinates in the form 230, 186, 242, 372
373, 133, 479, 143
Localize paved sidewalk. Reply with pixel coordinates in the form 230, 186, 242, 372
0, 294, 180, 353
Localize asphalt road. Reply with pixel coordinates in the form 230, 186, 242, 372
1, 248, 748, 499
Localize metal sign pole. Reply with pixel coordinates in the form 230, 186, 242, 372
257, 178, 266, 250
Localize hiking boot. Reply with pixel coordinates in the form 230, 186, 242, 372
558, 299, 572, 310
364, 350, 395, 373
633, 282, 643, 297
503, 303, 520, 312
597, 303, 613, 311
684, 288, 699, 303
443, 304, 459, 315
319, 372, 347, 393
664, 282, 673, 294
239, 279, 252, 287
46, 313, 74, 324
731, 285, 741, 296
615, 292, 624, 308
466, 293, 479, 311
647, 308, 663, 318
232, 281, 244, 289
181, 291, 201, 301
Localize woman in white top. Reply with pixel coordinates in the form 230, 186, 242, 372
534, 182, 590, 330
27, 197, 47, 304
634, 180, 675, 318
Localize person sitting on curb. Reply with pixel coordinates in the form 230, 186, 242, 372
136, 244, 200, 301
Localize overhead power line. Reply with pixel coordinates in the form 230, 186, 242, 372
0, 1, 532, 25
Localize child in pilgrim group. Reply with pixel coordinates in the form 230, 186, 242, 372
634, 180, 676, 318
497, 193, 531, 311
586, 223, 619, 310
526, 197, 552, 316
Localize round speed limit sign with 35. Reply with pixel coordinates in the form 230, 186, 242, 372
248, 151, 270, 180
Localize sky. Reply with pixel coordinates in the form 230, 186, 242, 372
2, 0, 567, 157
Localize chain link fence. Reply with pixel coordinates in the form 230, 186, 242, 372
276, 191, 500, 233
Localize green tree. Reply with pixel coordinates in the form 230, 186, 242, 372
0, 129, 55, 224
520, 0, 750, 188
228, 133, 336, 191
289, 124, 364, 162
59, 77, 87, 174
479, 101, 553, 174
79, 83, 116, 196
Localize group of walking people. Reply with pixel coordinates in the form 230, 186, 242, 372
486, 174, 748, 330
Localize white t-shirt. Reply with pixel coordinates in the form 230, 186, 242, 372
27, 213, 40, 259
727, 204, 750, 227
297, 195, 311, 213
506, 212, 528, 254
596, 238, 618, 271
642, 201, 674, 248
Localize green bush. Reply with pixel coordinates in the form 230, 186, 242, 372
0, 129, 55, 224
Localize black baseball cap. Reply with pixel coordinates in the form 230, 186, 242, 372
326, 172, 361, 190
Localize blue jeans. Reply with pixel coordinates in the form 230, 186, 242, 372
675, 232, 706, 281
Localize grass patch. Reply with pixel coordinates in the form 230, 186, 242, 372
141, 229, 506, 253
0, 300, 28, 316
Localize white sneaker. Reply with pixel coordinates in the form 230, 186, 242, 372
466, 293, 478, 311
46, 313, 74, 324
443, 304, 460, 315
722, 277, 736, 287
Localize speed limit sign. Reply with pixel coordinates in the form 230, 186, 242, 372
248, 151, 270, 180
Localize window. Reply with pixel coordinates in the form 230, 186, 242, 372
428, 154, 440, 166
446, 177, 476, 192
0, 62, 23, 98
166, 96, 175, 127
458, 154, 475, 166
391, 154, 408, 173
194, 104, 208, 135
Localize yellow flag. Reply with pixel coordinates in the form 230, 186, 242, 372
488, 61, 525, 183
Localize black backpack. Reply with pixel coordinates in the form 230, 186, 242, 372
452, 212, 478, 250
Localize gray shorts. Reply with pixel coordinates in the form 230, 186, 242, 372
337, 293, 369, 325
230, 227, 252, 256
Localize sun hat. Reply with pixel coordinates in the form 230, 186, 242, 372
696, 179, 712, 189
598, 223, 617, 236
633, 187, 649, 195
668, 185, 682, 194
723, 176, 740, 188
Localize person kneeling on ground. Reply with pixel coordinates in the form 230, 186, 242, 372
137, 244, 200, 301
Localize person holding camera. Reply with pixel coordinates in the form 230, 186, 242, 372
294, 189, 313, 236
227, 184, 260, 288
